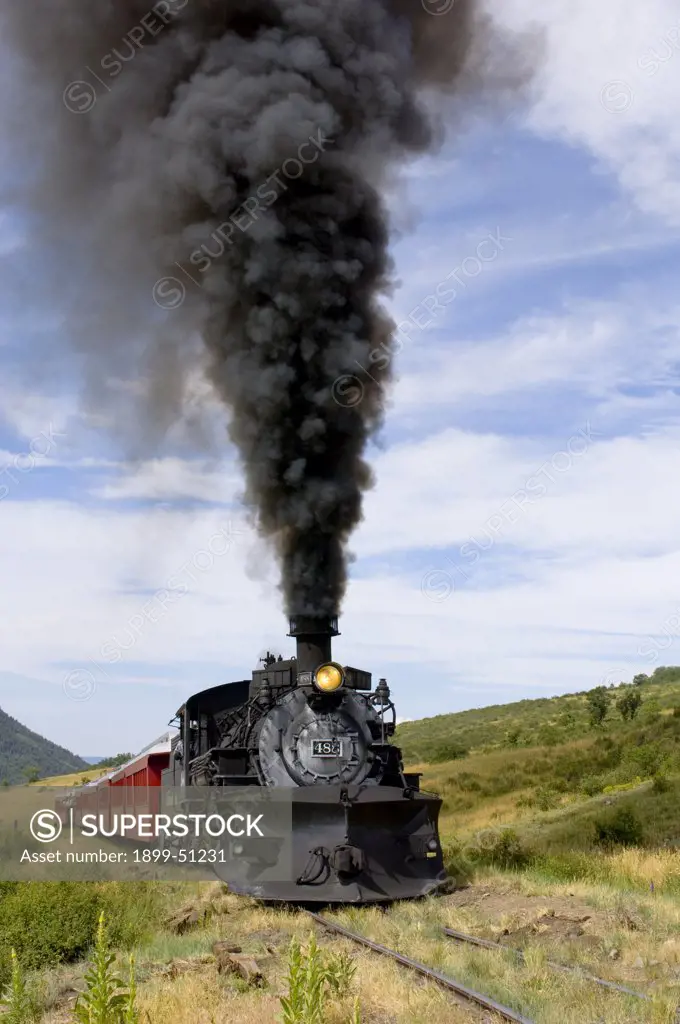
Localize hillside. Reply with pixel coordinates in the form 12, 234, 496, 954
39, 766, 112, 787
396, 667, 680, 877
0, 705, 89, 784
396, 665, 680, 763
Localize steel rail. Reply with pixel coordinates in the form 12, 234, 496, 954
305, 911, 535, 1024
443, 926, 651, 1003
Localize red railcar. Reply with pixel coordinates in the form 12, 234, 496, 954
63, 734, 172, 843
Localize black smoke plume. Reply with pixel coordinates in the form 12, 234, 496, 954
0, 0, 528, 619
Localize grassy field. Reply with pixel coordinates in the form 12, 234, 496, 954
3, 672, 680, 1023
9, 870, 678, 1024
36, 767, 112, 788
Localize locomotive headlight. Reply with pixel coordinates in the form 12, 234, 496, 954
314, 662, 344, 692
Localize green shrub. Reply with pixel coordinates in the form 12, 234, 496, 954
640, 699, 661, 721
581, 775, 604, 797
531, 852, 596, 884
593, 807, 643, 848
617, 689, 643, 721
586, 687, 611, 727
442, 839, 473, 885
468, 828, 529, 869
488, 829, 529, 869
456, 772, 482, 793
537, 726, 559, 747
0, 883, 101, 978
652, 773, 671, 794
624, 742, 664, 777
428, 742, 469, 763
535, 787, 559, 811
97, 883, 164, 950
0, 882, 163, 987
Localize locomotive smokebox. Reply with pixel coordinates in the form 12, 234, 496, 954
288, 615, 340, 674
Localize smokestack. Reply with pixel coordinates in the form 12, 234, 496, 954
288, 615, 339, 674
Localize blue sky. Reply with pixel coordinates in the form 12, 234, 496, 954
2, 0, 680, 755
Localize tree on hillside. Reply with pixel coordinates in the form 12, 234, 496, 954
651, 667, 680, 684
586, 687, 610, 728
617, 690, 643, 721
22, 765, 40, 784
96, 753, 133, 770
0, 705, 89, 783
633, 673, 649, 686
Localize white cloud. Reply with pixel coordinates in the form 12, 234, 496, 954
490, 0, 680, 223
0, 500, 273, 673
0, 388, 72, 445
394, 297, 668, 405
0, 497, 286, 749
92, 456, 242, 503
339, 551, 680, 703
355, 417, 680, 567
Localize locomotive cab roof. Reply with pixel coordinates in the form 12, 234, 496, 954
174, 678, 251, 720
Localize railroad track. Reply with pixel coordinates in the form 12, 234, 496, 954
306, 910, 535, 1024
443, 926, 651, 1004
306, 911, 673, 1024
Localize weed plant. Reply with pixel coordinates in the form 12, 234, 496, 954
73, 912, 139, 1024
280, 932, 359, 1024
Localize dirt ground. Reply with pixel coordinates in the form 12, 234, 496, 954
443, 882, 610, 946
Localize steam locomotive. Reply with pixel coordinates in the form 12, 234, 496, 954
162, 616, 446, 901
66, 617, 446, 903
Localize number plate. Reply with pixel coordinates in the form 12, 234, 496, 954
311, 739, 342, 757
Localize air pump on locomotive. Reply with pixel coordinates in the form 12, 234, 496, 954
163, 616, 446, 902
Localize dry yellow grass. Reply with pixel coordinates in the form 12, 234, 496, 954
137, 971, 283, 1024
600, 848, 680, 889
327, 878, 680, 1024
38, 767, 110, 787
101, 872, 680, 1024
31, 869, 680, 1024
133, 906, 490, 1024
440, 792, 532, 835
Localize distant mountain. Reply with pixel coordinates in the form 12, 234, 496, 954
0, 705, 89, 784
82, 757, 106, 765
